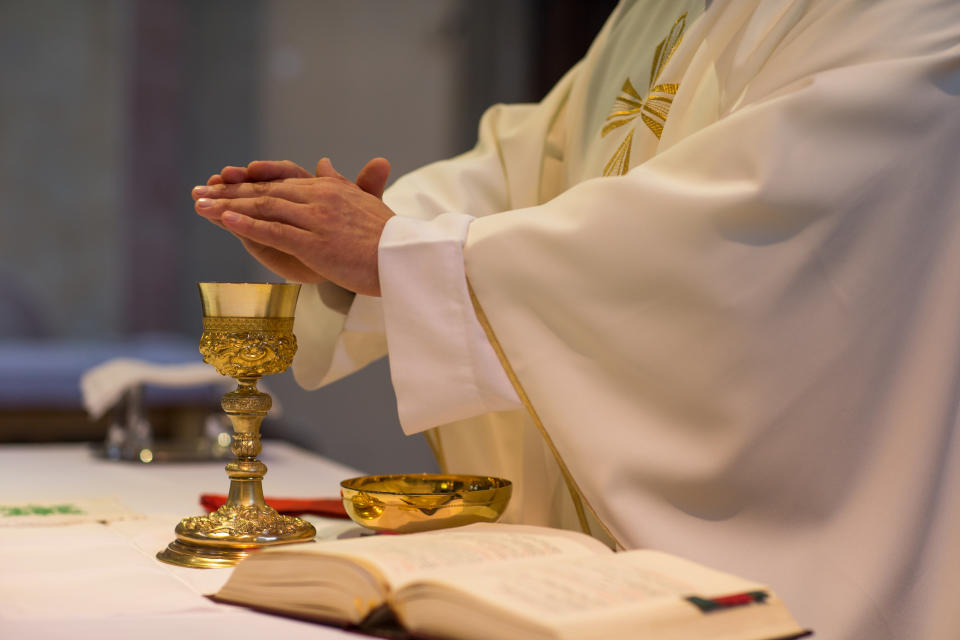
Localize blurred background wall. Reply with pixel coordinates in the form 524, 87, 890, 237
0, 0, 615, 472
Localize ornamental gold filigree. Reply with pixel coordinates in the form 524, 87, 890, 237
229, 433, 261, 459
222, 393, 271, 414
178, 504, 305, 538
602, 12, 687, 176
199, 316, 297, 378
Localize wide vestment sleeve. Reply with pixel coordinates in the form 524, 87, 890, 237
462, 1, 960, 638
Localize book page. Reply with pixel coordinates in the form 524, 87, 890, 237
301, 523, 612, 587
502, 550, 765, 613
213, 523, 611, 626
398, 549, 766, 621
395, 551, 801, 640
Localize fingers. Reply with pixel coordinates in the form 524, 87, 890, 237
238, 237, 326, 283
315, 157, 348, 181
219, 166, 248, 183
356, 157, 391, 198
221, 211, 315, 258
200, 157, 375, 197
200, 160, 311, 191
196, 192, 315, 231
192, 180, 316, 204
246, 160, 312, 182
200, 165, 247, 188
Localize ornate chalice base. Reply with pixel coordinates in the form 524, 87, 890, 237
158, 284, 316, 569
158, 496, 316, 568
156, 377, 316, 568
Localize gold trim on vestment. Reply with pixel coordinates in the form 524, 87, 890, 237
601, 12, 688, 175
466, 281, 624, 550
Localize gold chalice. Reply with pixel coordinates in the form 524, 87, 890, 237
157, 282, 316, 569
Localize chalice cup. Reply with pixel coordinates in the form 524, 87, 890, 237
157, 282, 316, 569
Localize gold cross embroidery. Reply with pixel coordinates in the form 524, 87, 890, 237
602, 12, 687, 176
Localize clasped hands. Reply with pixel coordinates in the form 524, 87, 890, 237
192, 157, 394, 296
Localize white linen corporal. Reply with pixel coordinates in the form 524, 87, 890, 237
293, 0, 960, 637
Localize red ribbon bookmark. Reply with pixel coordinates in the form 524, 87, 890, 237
200, 494, 349, 519
686, 591, 769, 613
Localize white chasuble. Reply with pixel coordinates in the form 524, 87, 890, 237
293, 0, 960, 637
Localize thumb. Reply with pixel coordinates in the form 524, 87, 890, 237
355, 157, 391, 198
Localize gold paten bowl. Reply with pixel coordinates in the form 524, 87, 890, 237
340, 473, 512, 534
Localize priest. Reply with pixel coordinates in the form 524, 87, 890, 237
192, 0, 960, 637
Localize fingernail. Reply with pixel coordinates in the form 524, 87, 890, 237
193, 185, 210, 197
196, 198, 214, 208
222, 211, 242, 224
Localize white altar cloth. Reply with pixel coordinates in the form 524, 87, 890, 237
0, 441, 369, 639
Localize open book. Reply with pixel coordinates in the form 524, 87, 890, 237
212, 523, 809, 640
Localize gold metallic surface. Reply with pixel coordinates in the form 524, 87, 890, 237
157, 282, 316, 569
199, 317, 297, 379
156, 540, 248, 568
601, 11, 688, 175
197, 283, 299, 379
603, 129, 635, 178
340, 473, 512, 534
198, 282, 300, 318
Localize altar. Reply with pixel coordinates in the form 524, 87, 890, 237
0, 440, 372, 639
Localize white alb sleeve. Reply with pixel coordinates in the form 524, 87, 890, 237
378, 212, 521, 435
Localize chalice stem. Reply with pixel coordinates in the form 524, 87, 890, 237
223, 377, 270, 509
